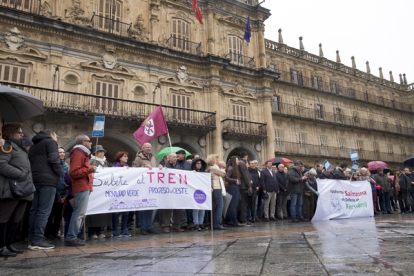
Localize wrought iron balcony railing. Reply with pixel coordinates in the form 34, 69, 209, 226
1, 83, 216, 131
166, 35, 204, 56
276, 142, 410, 164
274, 69, 413, 113
90, 13, 132, 37
0, 0, 40, 14
221, 119, 267, 140
272, 102, 414, 137
226, 51, 255, 69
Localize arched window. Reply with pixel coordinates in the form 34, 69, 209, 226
228, 35, 243, 66
172, 19, 189, 52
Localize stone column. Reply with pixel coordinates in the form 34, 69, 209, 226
258, 23, 266, 68
207, 6, 215, 54
209, 83, 223, 158
261, 92, 275, 158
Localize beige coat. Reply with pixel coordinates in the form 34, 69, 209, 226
134, 151, 157, 168
207, 165, 226, 190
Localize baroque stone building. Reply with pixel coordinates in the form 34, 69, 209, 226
0, 0, 413, 168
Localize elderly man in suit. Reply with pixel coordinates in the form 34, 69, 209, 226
261, 161, 280, 221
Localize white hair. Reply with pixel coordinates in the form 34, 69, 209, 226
278, 164, 284, 169
361, 168, 367, 172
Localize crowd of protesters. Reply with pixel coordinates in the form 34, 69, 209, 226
0, 124, 413, 257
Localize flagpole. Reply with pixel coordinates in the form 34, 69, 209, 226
167, 132, 173, 153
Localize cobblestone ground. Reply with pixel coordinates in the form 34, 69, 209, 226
1, 214, 414, 276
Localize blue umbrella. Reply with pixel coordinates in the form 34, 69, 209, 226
404, 156, 414, 167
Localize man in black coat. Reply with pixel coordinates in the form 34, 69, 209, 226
238, 152, 253, 225
395, 167, 411, 214
287, 160, 308, 223
319, 169, 334, 180
261, 161, 279, 221
28, 130, 61, 250
276, 164, 288, 219
333, 162, 348, 180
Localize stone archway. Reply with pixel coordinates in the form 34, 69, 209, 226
159, 136, 205, 160
223, 142, 262, 165
61, 130, 141, 164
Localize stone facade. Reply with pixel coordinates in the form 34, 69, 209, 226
0, 0, 412, 168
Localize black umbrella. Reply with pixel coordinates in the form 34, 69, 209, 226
0, 85, 44, 125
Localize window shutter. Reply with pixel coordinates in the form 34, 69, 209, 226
298, 72, 303, 86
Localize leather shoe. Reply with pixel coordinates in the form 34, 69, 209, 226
213, 226, 227, 230
146, 228, 159, 234
140, 228, 147, 235
0, 246, 17, 257
387, 211, 394, 214
171, 227, 184, 232
270, 217, 277, 221
283, 216, 289, 219
298, 217, 309, 222
382, 211, 387, 214
65, 238, 86, 246
162, 228, 170, 233
291, 218, 299, 223
254, 217, 262, 222
7, 245, 23, 254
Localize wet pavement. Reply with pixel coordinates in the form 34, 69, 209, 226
1, 213, 414, 275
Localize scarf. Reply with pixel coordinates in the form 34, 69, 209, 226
114, 162, 129, 167
73, 145, 90, 156
395, 173, 401, 195
142, 152, 152, 160
90, 155, 106, 162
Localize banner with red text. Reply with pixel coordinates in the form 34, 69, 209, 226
86, 168, 211, 215
312, 180, 373, 221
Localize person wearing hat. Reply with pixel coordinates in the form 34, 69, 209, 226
394, 167, 411, 214
84, 145, 111, 239
90, 145, 109, 168
303, 169, 321, 220
373, 167, 394, 214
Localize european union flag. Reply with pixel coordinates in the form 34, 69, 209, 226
244, 14, 251, 43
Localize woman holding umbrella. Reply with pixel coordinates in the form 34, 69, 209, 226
0, 123, 34, 257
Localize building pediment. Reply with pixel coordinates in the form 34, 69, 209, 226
81, 60, 137, 78
0, 45, 47, 60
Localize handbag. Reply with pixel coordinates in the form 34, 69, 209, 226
219, 176, 226, 196
8, 174, 36, 198
406, 195, 413, 206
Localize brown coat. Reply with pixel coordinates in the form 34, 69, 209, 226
207, 165, 226, 190
134, 151, 157, 168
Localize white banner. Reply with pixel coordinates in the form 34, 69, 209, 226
85, 168, 212, 216
312, 180, 373, 221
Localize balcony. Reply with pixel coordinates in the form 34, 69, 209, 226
166, 35, 204, 56
90, 13, 132, 37
226, 51, 255, 69
221, 119, 267, 141
272, 102, 414, 137
2, 83, 216, 132
275, 70, 413, 113
276, 142, 410, 164
0, 0, 40, 14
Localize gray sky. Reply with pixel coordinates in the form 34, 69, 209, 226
262, 0, 413, 85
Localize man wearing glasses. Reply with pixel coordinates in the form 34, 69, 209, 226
65, 135, 97, 246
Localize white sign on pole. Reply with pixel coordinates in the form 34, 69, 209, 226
312, 180, 373, 221
351, 162, 359, 173
323, 160, 332, 171
86, 168, 212, 215
350, 151, 359, 161
92, 116, 105, 137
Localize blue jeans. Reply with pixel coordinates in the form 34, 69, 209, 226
112, 212, 128, 232
226, 186, 239, 224
254, 195, 259, 217
139, 210, 153, 230
29, 186, 56, 244
192, 209, 205, 225
66, 191, 90, 242
380, 192, 391, 212
212, 189, 224, 228
290, 193, 303, 219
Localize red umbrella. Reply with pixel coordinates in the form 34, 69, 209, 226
367, 161, 388, 171
262, 157, 292, 167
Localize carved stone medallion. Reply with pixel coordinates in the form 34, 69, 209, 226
176, 66, 189, 84
102, 52, 117, 69
5, 27, 24, 51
